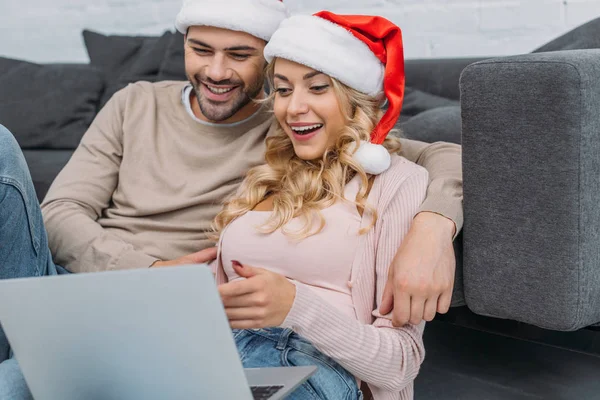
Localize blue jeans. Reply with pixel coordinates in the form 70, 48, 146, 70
234, 327, 363, 400
0, 125, 67, 399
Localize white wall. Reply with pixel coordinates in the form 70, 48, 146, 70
1, 0, 600, 63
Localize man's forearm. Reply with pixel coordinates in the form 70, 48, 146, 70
42, 201, 158, 273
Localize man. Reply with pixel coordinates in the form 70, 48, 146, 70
0, 0, 461, 397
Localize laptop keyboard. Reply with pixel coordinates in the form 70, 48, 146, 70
250, 385, 284, 399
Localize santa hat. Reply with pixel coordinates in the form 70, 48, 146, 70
264, 11, 405, 175
175, 0, 288, 41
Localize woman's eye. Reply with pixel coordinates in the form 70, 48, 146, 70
311, 85, 329, 92
275, 88, 291, 96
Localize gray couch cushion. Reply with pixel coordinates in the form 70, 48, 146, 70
405, 57, 487, 100
22, 150, 73, 202
0, 58, 104, 149
460, 49, 600, 330
402, 87, 459, 118
83, 30, 173, 106
400, 106, 462, 145
533, 17, 600, 53
158, 31, 186, 81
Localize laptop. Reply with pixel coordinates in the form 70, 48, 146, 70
0, 265, 316, 400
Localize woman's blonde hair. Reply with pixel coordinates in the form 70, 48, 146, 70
211, 60, 401, 240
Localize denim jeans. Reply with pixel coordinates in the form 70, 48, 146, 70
0, 124, 66, 400
234, 327, 363, 400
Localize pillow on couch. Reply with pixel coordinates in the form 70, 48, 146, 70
158, 31, 186, 81
533, 16, 600, 52
83, 30, 173, 106
399, 106, 462, 145
22, 150, 74, 202
402, 86, 460, 118
0, 57, 104, 149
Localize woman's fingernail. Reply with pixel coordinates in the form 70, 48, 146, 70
232, 260, 243, 268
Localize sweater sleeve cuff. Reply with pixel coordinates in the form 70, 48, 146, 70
418, 194, 463, 240
112, 249, 160, 270
281, 282, 318, 331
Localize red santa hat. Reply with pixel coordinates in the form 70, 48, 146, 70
264, 11, 405, 175
175, 0, 288, 41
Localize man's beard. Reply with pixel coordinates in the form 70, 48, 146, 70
190, 73, 264, 122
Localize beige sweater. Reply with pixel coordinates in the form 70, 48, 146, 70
41, 81, 463, 273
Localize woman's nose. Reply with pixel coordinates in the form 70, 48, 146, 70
287, 92, 309, 116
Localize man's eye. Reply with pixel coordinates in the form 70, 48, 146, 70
230, 54, 251, 60
193, 48, 210, 55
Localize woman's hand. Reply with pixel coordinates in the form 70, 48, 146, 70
218, 261, 296, 329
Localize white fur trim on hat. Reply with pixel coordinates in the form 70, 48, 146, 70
176, 0, 288, 41
264, 15, 385, 96
353, 141, 391, 175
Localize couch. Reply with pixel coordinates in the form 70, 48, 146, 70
2, 15, 600, 399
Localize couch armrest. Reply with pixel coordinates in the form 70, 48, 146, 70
460, 50, 600, 331
405, 57, 488, 100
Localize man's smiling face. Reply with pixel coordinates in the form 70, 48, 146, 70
184, 25, 267, 124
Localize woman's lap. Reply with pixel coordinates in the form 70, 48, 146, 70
234, 327, 362, 400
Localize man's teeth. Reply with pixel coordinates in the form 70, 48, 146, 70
207, 85, 234, 94
290, 124, 323, 133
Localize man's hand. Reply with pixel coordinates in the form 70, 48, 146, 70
218, 261, 296, 329
151, 247, 218, 268
380, 212, 456, 326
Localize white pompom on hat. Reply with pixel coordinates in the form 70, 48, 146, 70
175, 0, 289, 41
264, 11, 406, 175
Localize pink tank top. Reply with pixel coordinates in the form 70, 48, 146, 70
220, 175, 362, 319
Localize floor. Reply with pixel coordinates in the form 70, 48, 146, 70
414, 312, 600, 400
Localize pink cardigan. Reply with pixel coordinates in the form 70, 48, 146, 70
214, 155, 429, 400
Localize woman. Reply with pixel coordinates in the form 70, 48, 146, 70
212, 12, 427, 400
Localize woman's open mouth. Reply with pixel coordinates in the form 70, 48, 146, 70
289, 124, 324, 141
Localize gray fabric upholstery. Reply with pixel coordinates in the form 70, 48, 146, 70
460, 50, 600, 331
83, 30, 173, 106
22, 150, 73, 202
402, 87, 459, 118
400, 106, 462, 145
533, 16, 600, 53
0, 60, 104, 149
451, 233, 465, 307
405, 57, 487, 100
158, 31, 187, 81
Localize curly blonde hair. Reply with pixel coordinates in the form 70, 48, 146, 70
212, 60, 402, 240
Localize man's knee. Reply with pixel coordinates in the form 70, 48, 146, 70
0, 125, 20, 154
0, 358, 33, 400
0, 125, 33, 193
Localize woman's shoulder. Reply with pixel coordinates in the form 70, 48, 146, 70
369, 155, 429, 212
378, 154, 429, 187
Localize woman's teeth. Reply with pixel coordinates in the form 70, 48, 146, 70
290, 124, 323, 135
207, 85, 234, 94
